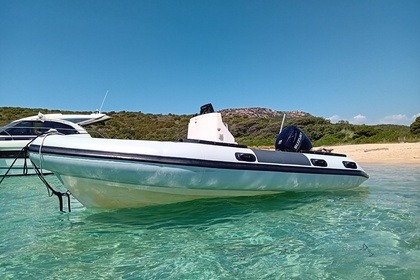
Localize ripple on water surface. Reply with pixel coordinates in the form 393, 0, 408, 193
0, 165, 419, 279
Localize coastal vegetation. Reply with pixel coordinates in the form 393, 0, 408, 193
1, 107, 419, 147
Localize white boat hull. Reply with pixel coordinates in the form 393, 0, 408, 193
57, 176, 280, 208
28, 135, 368, 208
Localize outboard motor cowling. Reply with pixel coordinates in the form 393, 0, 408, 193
275, 125, 312, 152
199, 103, 214, 115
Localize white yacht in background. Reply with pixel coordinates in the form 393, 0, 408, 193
0, 112, 110, 176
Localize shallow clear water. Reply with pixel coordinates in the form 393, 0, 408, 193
0, 165, 419, 279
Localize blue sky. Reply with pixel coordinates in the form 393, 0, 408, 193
1, 0, 419, 125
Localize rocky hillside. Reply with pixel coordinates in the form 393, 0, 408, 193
220, 107, 311, 119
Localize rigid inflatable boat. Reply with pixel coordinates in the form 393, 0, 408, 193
28, 104, 368, 208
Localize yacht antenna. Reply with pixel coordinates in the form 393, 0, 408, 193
279, 113, 286, 133
99, 90, 109, 113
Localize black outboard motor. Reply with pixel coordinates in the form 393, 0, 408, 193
275, 125, 312, 152
200, 103, 214, 115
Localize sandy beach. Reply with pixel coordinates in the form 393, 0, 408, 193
320, 142, 420, 165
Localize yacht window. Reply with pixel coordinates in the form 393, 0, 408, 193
2, 121, 36, 136
1, 120, 80, 136
43, 121, 79, 135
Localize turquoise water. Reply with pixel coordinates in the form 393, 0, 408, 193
0, 165, 419, 279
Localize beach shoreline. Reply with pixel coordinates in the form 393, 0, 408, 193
318, 142, 420, 165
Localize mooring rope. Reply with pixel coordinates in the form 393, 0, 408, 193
31, 160, 71, 212
30, 131, 72, 212
0, 130, 71, 212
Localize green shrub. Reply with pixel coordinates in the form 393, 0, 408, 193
410, 117, 420, 134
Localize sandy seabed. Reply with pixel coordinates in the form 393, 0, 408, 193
321, 142, 420, 165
